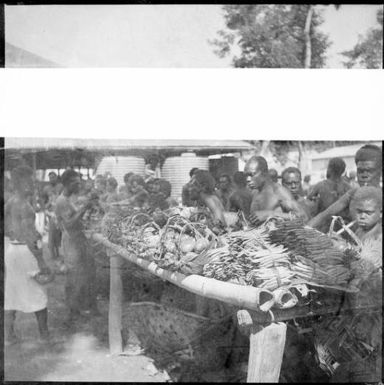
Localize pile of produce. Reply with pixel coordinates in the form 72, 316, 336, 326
149, 215, 218, 274
203, 227, 294, 291
267, 219, 356, 289
100, 207, 380, 298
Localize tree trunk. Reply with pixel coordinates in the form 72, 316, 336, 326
260, 140, 270, 157
304, 5, 314, 68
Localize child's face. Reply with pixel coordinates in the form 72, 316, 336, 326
351, 199, 381, 231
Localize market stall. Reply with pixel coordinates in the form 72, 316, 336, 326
84, 208, 382, 383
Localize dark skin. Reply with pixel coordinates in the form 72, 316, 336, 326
282, 172, 301, 200
350, 199, 382, 241
5, 174, 51, 342
59, 176, 95, 231
245, 160, 308, 224
42, 173, 63, 210
216, 176, 233, 211
308, 160, 381, 229
5, 176, 49, 274
189, 176, 229, 228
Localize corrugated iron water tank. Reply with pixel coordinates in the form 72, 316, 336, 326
162, 153, 209, 200
95, 156, 145, 186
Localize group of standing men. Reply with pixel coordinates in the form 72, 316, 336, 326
182, 143, 382, 243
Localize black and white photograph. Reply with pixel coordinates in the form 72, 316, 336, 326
1, 3, 383, 384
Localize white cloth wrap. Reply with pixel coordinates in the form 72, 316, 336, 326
4, 238, 48, 313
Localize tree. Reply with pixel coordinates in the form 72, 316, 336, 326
245, 140, 362, 168
341, 9, 383, 69
210, 5, 331, 68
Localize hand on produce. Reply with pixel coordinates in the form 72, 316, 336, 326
249, 210, 271, 225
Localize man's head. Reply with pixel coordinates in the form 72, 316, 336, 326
327, 157, 346, 179
189, 167, 199, 178
282, 167, 302, 199
84, 179, 94, 194
48, 171, 58, 185
349, 170, 357, 180
151, 179, 161, 194
233, 171, 247, 188
218, 174, 232, 192
350, 186, 382, 231
106, 177, 118, 193
355, 144, 382, 187
303, 175, 311, 184
244, 156, 269, 190
61, 169, 81, 195
268, 169, 278, 183
145, 179, 155, 194
95, 175, 107, 193
11, 166, 34, 197
188, 170, 216, 200
129, 175, 145, 194
124, 172, 134, 187
158, 179, 172, 198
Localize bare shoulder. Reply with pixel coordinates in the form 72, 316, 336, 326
16, 199, 35, 218
55, 195, 69, 210
276, 183, 293, 199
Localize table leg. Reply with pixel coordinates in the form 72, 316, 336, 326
108, 250, 123, 355
237, 310, 287, 383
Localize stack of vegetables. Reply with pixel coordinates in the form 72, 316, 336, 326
102, 208, 379, 297
202, 227, 294, 291
267, 219, 356, 290
141, 215, 218, 274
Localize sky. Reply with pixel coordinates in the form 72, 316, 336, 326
4, 4, 383, 68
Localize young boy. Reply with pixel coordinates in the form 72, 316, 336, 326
349, 186, 382, 242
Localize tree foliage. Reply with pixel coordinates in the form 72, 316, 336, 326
341, 9, 383, 69
210, 5, 331, 68
245, 141, 363, 166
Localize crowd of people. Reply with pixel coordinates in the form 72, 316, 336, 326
3, 143, 382, 350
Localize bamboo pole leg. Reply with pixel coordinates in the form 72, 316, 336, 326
247, 322, 287, 382
108, 250, 123, 355
237, 310, 287, 383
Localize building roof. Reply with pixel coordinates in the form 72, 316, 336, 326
4, 137, 255, 170
5, 137, 254, 152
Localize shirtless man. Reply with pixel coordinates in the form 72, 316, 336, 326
42, 172, 64, 261
229, 171, 253, 217
188, 169, 228, 229
5, 166, 51, 344
308, 144, 382, 230
215, 174, 234, 211
281, 167, 316, 220
268, 168, 279, 183
182, 167, 199, 207
55, 170, 99, 323
119, 172, 134, 199
245, 156, 308, 224
308, 158, 351, 212
119, 174, 150, 208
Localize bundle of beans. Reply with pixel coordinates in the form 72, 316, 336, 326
268, 219, 355, 289
203, 228, 293, 290
268, 219, 344, 264
202, 246, 247, 284
291, 256, 352, 287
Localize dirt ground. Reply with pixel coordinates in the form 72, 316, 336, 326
3, 242, 170, 382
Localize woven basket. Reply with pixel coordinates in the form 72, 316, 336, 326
123, 301, 235, 370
